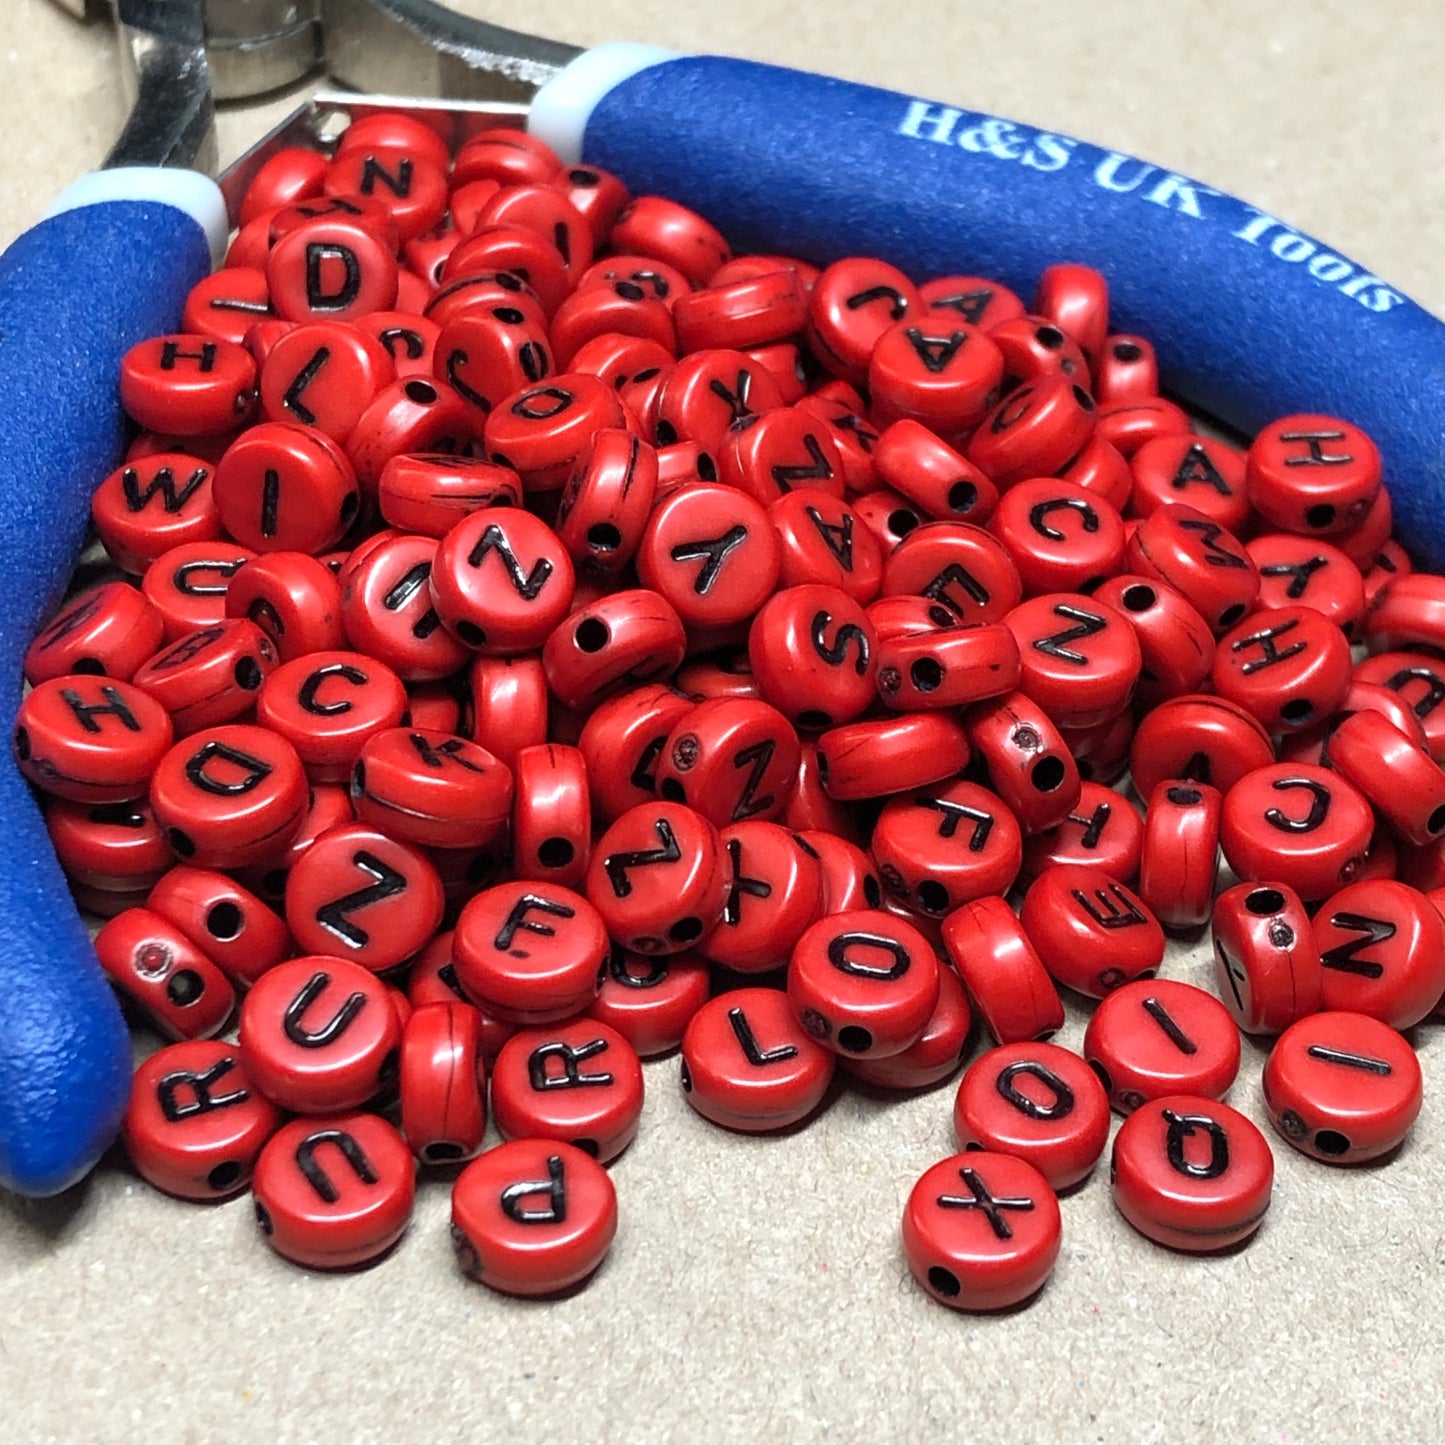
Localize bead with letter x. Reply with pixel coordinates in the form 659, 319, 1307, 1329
937, 1165, 1036, 1240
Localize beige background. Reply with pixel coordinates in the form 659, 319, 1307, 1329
3, 1, 1445, 1441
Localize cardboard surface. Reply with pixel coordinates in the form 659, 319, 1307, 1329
1, 2, 1443, 1440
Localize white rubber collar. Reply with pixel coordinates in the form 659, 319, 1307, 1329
45, 168, 229, 268
529, 42, 677, 164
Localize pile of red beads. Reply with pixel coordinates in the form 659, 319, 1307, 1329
15, 109, 1440, 1305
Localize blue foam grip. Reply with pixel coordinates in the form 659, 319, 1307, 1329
0, 199, 212, 1194
582, 57, 1445, 566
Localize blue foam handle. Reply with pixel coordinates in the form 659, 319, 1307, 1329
581, 56, 1445, 567
0, 199, 212, 1194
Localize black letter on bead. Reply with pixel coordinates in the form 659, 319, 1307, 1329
810, 612, 871, 673
184, 740, 273, 796
602, 819, 681, 899
609, 952, 668, 989
1140, 996, 1197, 1054
1067, 800, 1111, 849
1264, 777, 1331, 833
1071, 884, 1146, 929
1229, 618, 1307, 675
730, 739, 777, 823
527, 1039, 613, 1091
1162, 1108, 1229, 1179
804, 506, 855, 570
1170, 443, 1233, 496
159, 340, 217, 372
904, 328, 968, 373
922, 562, 989, 618
359, 154, 413, 197
283, 970, 369, 1048
1319, 911, 1394, 979
995, 1061, 1075, 1121
1178, 518, 1247, 568
157, 1056, 249, 1121
149, 626, 225, 671
927, 288, 993, 324
173, 558, 243, 596
936, 1166, 1035, 1240
492, 893, 576, 951
407, 733, 485, 772
771, 434, 834, 492
314, 851, 409, 949
723, 837, 773, 925
1279, 430, 1351, 467
707, 371, 756, 427
467, 523, 554, 599
122, 464, 209, 514
727, 1007, 799, 1066
511, 386, 573, 420
499, 1154, 567, 1223
1028, 496, 1099, 541
1384, 666, 1445, 719
845, 285, 907, 320
1305, 1043, 1393, 1075
298, 662, 367, 715
1033, 604, 1107, 665
916, 794, 993, 850
826, 930, 910, 980
60, 685, 141, 735
280, 346, 330, 425
305, 244, 361, 312
294, 1129, 378, 1203
1259, 554, 1328, 601
669, 526, 749, 595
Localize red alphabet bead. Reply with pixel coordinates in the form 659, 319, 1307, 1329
25, 582, 165, 686
942, 896, 1064, 1045
346, 377, 474, 494
963, 692, 1081, 834
655, 697, 800, 827
1110, 1095, 1272, 1252
324, 147, 448, 244
990, 480, 1128, 598
142, 540, 258, 642
466, 653, 549, 769
182, 266, 274, 346
1261, 1011, 1422, 1162
47, 796, 171, 894
131, 618, 277, 735
1092, 332, 1158, 404
1128, 694, 1274, 800
1020, 780, 1144, 885
1211, 605, 1352, 734
875, 621, 1021, 713
491, 1018, 644, 1163
1221, 762, 1374, 902
482, 374, 626, 490
1353, 650, 1445, 762
1247, 413, 1381, 535
1094, 396, 1192, 457
1325, 706, 1445, 846
450, 1138, 616, 1294
397, 1001, 488, 1164
1128, 434, 1249, 532
1138, 777, 1222, 931
258, 320, 394, 443
553, 428, 659, 576
359, 309, 439, 377
377, 454, 521, 539
817, 711, 971, 803
988, 314, 1089, 388
266, 215, 399, 325
1126, 503, 1260, 633
224, 550, 344, 663
92, 453, 221, 574
680, 988, 835, 1132
920, 274, 1024, 330
1084, 979, 1241, 1113
747, 584, 878, 730
508, 743, 590, 888
253, 1112, 414, 1269
842, 962, 972, 1091
148, 863, 292, 989
542, 589, 686, 713
236, 781, 353, 906
577, 683, 693, 824
954, 1042, 1110, 1190
769, 491, 885, 604
902, 1151, 1061, 1311
881, 519, 1022, 627
717, 407, 845, 509
966, 372, 1097, 490
15, 675, 173, 803
1210, 881, 1323, 1036
119, 334, 256, 437
1003, 593, 1140, 729
1092, 575, 1213, 706
868, 318, 1004, 434
95, 908, 236, 1040
1020, 865, 1163, 998
1246, 533, 1366, 638
589, 948, 711, 1059
124, 1039, 282, 1199
806, 257, 920, 384
871, 419, 998, 525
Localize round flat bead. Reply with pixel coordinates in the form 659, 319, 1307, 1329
1020, 866, 1163, 998
509, 742, 590, 888
239, 955, 402, 1112
225, 551, 345, 663
95, 907, 236, 1041
466, 654, 549, 769
942, 895, 1064, 1044
611, 194, 729, 285
92, 453, 221, 574
769, 491, 885, 603
397, 1001, 487, 1165
47, 796, 171, 893
1110, 1095, 1272, 1252
359, 310, 439, 376
954, 1042, 1110, 1190
748, 584, 878, 730
266, 215, 399, 325
345, 377, 474, 494
1247, 533, 1366, 637
920, 275, 1024, 330
141, 541, 257, 642
881, 520, 1022, 626
874, 622, 1020, 712
1210, 881, 1323, 1035
868, 318, 1004, 433
1129, 435, 1249, 531
183, 266, 275, 346
1094, 396, 1192, 456
902, 1151, 1061, 1311
377, 454, 521, 539
483, 374, 628, 490
697, 821, 822, 973
719, 407, 845, 509
1019, 781, 1144, 885
252, 1113, 415, 1269
680, 988, 835, 1132
542, 589, 687, 713
131, 618, 277, 735
1221, 763, 1374, 902
963, 692, 1081, 834
1128, 694, 1274, 799
235, 781, 353, 906
965, 372, 1097, 489
988, 314, 1089, 387
806, 257, 920, 384
1126, 503, 1260, 633
842, 963, 972, 1091
1246, 413, 1381, 535
816, 711, 971, 802
1084, 979, 1241, 1113
656, 697, 800, 828
989, 480, 1127, 597
553, 428, 658, 576
258, 320, 394, 444
1325, 707, 1445, 846
1033, 262, 1108, 357
148, 864, 293, 989
119, 334, 256, 437
325, 147, 448, 243
871, 419, 998, 526
577, 683, 694, 824
25, 582, 166, 686
1212, 605, 1352, 734
1353, 651, 1445, 762
450, 1138, 617, 1295
123, 1039, 283, 1199
1003, 593, 1140, 729
1261, 1011, 1422, 1163
1138, 778, 1222, 931
1092, 576, 1214, 705
588, 948, 711, 1058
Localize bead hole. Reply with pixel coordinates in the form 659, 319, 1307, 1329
1245, 888, 1286, 916
405, 380, 438, 405
575, 618, 610, 653
537, 836, 574, 869
1035, 325, 1065, 350
422, 1141, 466, 1163
207, 1160, 243, 1191
796, 709, 832, 731
1315, 1129, 1350, 1156
837, 1025, 873, 1054
1072, 385, 1096, 412
888, 508, 920, 538
916, 880, 950, 915
233, 656, 263, 690
910, 657, 944, 693
1428, 805, 1445, 836
586, 522, 623, 553
927, 1266, 961, 1298
1031, 756, 1066, 793
947, 481, 978, 514
1280, 698, 1314, 726
1112, 341, 1143, 362
1305, 503, 1337, 529
668, 916, 703, 944
1218, 603, 1247, 628
1120, 584, 1156, 613
206, 901, 244, 940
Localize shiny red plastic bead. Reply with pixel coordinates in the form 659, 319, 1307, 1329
240, 954, 402, 1113
543, 589, 687, 712
1126, 503, 1260, 633
14, 674, 173, 804
324, 147, 448, 243
881, 521, 1022, 626
1057, 434, 1133, 510
1084, 979, 1241, 1113
508, 743, 590, 888
788, 908, 940, 1058
257, 650, 408, 782
577, 683, 693, 823
95, 907, 236, 1040
239, 144, 328, 224
747, 584, 878, 730
358, 310, 439, 377
1110, 1095, 1272, 1252
453, 880, 609, 1023
1261, 1011, 1422, 1162
284, 821, 443, 973
1059, 709, 1135, 786
1284, 679, 1429, 770
1221, 763, 1374, 902
1092, 576, 1213, 706
142, 540, 258, 641
654, 697, 799, 828
1210, 881, 1323, 1035
1363, 572, 1445, 656
352, 726, 512, 850
1311, 878, 1445, 1028
466, 653, 549, 769
1247, 413, 1381, 534
1211, 605, 1352, 735
124, 1039, 283, 1199
988, 314, 1089, 387
430, 507, 576, 654
224, 550, 345, 663
119, 334, 256, 437
769, 491, 885, 603
47, 796, 171, 894
1003, 593, 1140, 729
1353, 650, 1445, 762
92, 453, 221, 573
336, 112, 450, 169
253, 1112, 414, 1269
942, 896, 1064, 1045
553, 429, 658, 576
346, 377, 473, 494
903, 1151, 1061, 1311
816, 711, 970, 802
917, 274, 1023, 329
801, 831, 882, 914
805, 257, 920, 384
552, 162, 629, 247
1138, 777, 1222, 931
1019, 781, 1144, 885
1094, 396, 1192, 456
258, 320, 393, 442
842, 962, 972, 1090
1361, 538, 1411, 608
966, 373, 1097, 489
436, 304, 553, 422
377, 453, 522, 540
868, 318, 1004, 434
491, 1018, 644, 1163
182, 267, 274, 347
397, 1001, 488, 1164
872, 780, 1022, 916
674, 270, 807, 353
483, 373, 627, 490
654, 348, 785, 454
963, 692, 1081, 834
717, 408, 844, 508
1092, 333, 1158, 404
1033, 262, 1108, 357
695, 821, 822, 973
266, 215, 399, 325
1129, 435, 1249, 532
954, 1042, 1110, 1190
1247, 533, 1366, 637
989, 479, 1127, 597
874, 621, 1019, 714
451, 127, 559, 185
585, 801, 730, 955
1020, 865, 1163, 998
679, 988, 835, 1132
147, 864, 291, 988
131, 618, 277, 735
588, 948, 711, 1058
871, 419, 998, 525
235, 781, 353, 906
1128, 694, 1275, 799
1325, 708, 1445, 846
794, 393, 880, 492
450, 1138, 616, 1294
25, 582, 165, 686
611, 194, 729, 285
